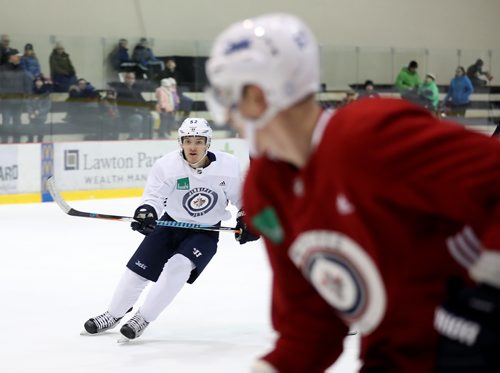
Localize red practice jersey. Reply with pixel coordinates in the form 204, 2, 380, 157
243, 98, 500, 372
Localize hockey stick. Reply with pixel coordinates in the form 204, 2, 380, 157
46, 177, 135, 222
155, 220, 240, 233
46, 177, 241, 234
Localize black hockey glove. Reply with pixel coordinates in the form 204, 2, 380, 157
434, 278, 500, 372
131, 204, 158, 235
235, 210, 260, 245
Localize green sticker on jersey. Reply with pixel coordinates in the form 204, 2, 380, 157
176, 177, 190, 190
252, 207, 284, 244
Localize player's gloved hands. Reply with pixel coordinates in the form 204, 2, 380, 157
131, 204, 157, 235
235, 210, 259, 245
434, 278, 500, 372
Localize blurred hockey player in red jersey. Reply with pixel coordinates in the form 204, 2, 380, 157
206, 13, 500, 373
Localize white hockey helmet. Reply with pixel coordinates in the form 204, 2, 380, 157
178, 118, 213, 148
205, 13, 320, 127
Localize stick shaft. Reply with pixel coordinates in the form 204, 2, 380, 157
46, 177, 240, 233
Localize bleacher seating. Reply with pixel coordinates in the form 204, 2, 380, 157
7, 84, 500, 142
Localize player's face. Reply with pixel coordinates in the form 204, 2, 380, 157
232, 85, 319, 165
230, 85, 276, 155
226, 88, 264, 139
181, 136, 208, 164
254, 118, 295, 161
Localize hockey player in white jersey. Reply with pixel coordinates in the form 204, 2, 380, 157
83, 118, 258, 341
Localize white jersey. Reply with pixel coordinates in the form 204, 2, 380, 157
139, 150, 243, 225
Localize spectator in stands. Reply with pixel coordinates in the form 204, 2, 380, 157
170, 78, 193, 125
65, 78, 100, 125
357, 79, 379, 99
467, 59, 493, 89
27, 75, 53, 142
132, 38, 163, 80
395, 60, 421, 94
338, 91, 357, 107
0, 34, 13, 65
168, 78, 181, 111
74, 78, 100, 100
442, 66, 474, 117
0, 34, 10, 129
110, 38, 133, 72
99, 88, 121, 140
0, 49, 33, 143
155, 78, 175, 138
115, 72, 152, 139
20, 43, 41, 80
155, 58, 184, 86
417, 73, 439, 112
50, 43, 77, 92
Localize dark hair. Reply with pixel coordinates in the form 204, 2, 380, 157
409, 61, 418, 69
364, 80, 374, 88
456, 66, 466, 74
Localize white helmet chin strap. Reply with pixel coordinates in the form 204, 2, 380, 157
232, 106, 279, 157
182, 148, 209, 168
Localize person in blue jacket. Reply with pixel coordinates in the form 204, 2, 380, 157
110, 39, 132, 71
443, 66, 474, 117
20, 43, 41, 80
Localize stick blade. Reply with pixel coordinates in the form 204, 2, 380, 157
46, 176, 72, 214
46, 177, 136, 222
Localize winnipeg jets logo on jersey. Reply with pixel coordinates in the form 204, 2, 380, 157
142, 150, 242, 225
289, 230, 386, 335
183, 187, 218, 217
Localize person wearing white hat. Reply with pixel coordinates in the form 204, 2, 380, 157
417, 72, 440, 112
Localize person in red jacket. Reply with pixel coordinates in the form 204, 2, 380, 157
206, 13, 500, 373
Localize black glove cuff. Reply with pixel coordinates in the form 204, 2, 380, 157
134, 204, 158, 220
236, 209, 246, 220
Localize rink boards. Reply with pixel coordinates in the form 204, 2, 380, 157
0, 139, 249, 204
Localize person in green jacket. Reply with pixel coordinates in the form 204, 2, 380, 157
417, 73, 439, 111
49, 43, 77, 92
395, 60, 421, 93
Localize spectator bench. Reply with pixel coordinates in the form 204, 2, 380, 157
5, 88, 499, 142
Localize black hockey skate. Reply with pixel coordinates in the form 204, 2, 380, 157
119, 311, 149, 340
83, 307, 132, 335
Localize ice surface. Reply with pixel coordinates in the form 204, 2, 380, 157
0, 198, 360, 372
